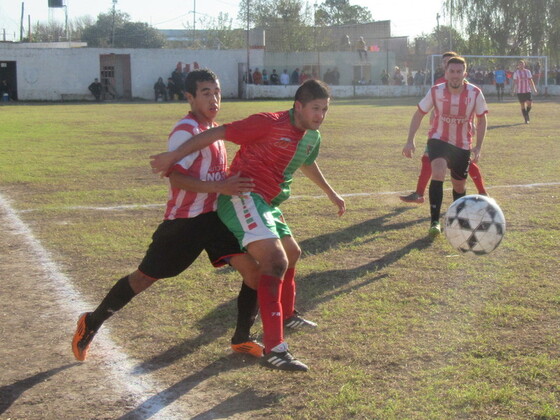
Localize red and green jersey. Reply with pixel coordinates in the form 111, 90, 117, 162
224, 109, 320, 206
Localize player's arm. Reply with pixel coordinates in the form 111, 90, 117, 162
530, 77, 538, 94
169, 171, 254, 196
299, 161, 346, 216
150, 126, 226, 177
471, 113, 487, 163
402, 109, 425, 158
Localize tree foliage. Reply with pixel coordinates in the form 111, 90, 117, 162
81, 10, 165, 48
238, 0, 315, 51
24, 16, 94, 43
315, 0, 373, 26
448, 0, 559, 57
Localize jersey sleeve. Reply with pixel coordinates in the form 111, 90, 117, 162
304, 133, 321, 165
417, 89, 433, 114
167, 129, 199, 174
475, 91, 489, 117
224, 113, 273, 145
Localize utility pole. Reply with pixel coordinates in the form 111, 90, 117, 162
111, 0, 117, 47
20, 2, 24, 41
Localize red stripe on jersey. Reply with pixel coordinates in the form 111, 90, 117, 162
164, 113, 227, 220
513, 69, 532, 93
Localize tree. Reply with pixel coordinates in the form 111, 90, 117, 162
238, 0, 315, 51
23, 16, 94, 42
448, 0, 558, 57
314, 0, 372, 26
81, 10, 165, 48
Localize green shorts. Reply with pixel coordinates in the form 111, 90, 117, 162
217, 192, 292, 249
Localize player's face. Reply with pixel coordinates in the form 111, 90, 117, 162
188, 80, 221, 124
517, 61, 525, 70
294, 98, 330, 130
445, 63, 466, 89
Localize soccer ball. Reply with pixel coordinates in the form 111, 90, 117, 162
444, 195, 506, 255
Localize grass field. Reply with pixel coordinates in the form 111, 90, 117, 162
2, 97, 560, 419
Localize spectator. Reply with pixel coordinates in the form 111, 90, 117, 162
1, 79, 11, 102
381, 69, 389, 85
153, 77, 168, 101
166, 77, 177, 100
262, 69, 269, 85
280, 69, 290, 86
341, 34, 351, 51
331, 67, 340, 85
356, 36, 367, 60
392, 67, 404, 86
270, 69, 280, 85
88, 78, 103, 102
253, 68, 263, 85
290, 68, 300, 85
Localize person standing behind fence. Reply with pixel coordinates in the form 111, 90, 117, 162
356, 36, 367, 60
512, 60, 537, 124
494, 66, 506, 102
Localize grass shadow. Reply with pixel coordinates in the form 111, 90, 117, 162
120, 356, 264, 420
0, 363, 78, 414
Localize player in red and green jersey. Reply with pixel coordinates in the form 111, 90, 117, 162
151, 80, 346, 372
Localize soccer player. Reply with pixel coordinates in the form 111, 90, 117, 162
402, 56, 489, 237
400, 51, 488, 204
72, 69, 264, 362
512, 60, 538, 123
150, 79, 346, 372
494, 65, 507, 102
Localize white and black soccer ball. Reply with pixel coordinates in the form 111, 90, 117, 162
444, 195, 506, 255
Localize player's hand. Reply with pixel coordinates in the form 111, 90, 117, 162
471, 146, 481, 163
402, 142, 416, 158
150, 151, 178, 178
329, 192, 346, 216
218, 173, 255, 196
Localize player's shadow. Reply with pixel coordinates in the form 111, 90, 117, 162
295, 235, 434, 314
132, 298, 242, 375
298, 206, 424, 257
119, 357, 270, 420
488, 123, 525, 130
0, 363, 78, 414
298, 206, 421, 257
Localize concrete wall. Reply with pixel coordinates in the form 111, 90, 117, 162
1, 44, 558, 101
0, 45, 263, 101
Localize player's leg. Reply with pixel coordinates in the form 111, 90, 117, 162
72, 218, 204, 361
228, 254, 263, 357
400, 151, 430, 204
525, 96, 533, 122
427, 139, 448, 237
467, 161, 488, 195
218, 193, 307, 371
449, 146, 471, 202
518, 94, 528, 122
278, 235, 317, 329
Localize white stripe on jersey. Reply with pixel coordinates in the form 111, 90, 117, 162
419, 82, 488, 150
513, 69, 533, 94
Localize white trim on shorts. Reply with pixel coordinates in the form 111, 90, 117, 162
230, 194, 279, 248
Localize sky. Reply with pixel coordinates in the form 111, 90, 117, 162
0, 0, 448, 42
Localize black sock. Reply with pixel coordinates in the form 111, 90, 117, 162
527, 105, 532, 114
231, 283, 258, 344
429, 180, 444, 223
88, 276, 136, 331
452, 189, 466, 201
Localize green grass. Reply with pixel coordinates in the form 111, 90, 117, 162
1, 97, 560, 419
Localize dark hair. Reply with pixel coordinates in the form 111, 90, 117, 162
442, 51, 458, 59
184, 69, 219, 97
446, 56, 467, 69
294, 79, 331, 105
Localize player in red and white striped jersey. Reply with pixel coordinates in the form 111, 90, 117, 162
400, 51, 487, 204
512, 60, 538, 123
72, 69, 264, 362
403, 56, 489, 237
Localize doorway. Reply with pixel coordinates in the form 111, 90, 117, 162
0, 61, 18, 101
99, 54, 131, 100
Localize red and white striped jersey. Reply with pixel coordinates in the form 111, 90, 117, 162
513, 69, 533, 94
164, 112, 227, 220
418, 82, 488, 150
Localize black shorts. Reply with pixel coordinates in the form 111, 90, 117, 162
427, 138, 471, 181
138, 212, 243, 280
517, 92, 532, 103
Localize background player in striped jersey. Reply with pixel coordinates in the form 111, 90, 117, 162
150, 79, 346, 372
72, 69, 264, 362
402, 56, 489, 237
400, 51, 487, 205
512, 60, 538, 123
